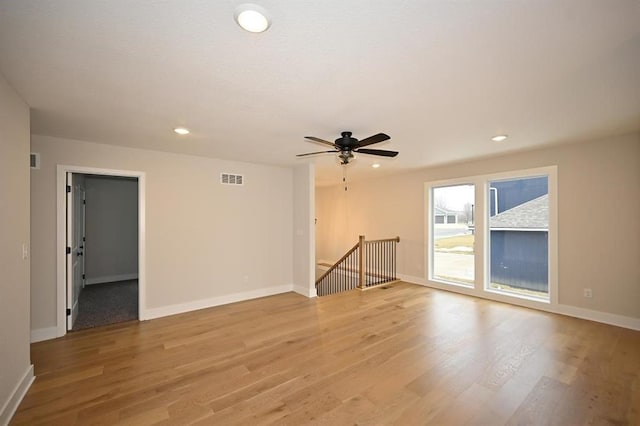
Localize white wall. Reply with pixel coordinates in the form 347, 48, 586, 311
316, 133, 640, 323
0, 73, 33, 424
84, 175, 138, 284
30, 135, 294, 332
292, 164, 316, 297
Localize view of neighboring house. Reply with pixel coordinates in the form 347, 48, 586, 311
434, 206, 458, 224
490, 194, 549, 293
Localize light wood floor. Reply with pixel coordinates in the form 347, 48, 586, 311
13, 282, 640, 425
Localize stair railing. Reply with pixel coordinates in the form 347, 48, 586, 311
316, 235, 400, 296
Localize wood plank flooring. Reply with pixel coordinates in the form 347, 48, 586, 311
12, 282, 640, 425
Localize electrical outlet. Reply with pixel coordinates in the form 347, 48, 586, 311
583, 288, 593, 298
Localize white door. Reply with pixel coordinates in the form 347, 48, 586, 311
80, 187, 86, 290
66, 173, 85, 330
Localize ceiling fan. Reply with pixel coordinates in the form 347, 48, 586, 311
297, 131, 398, 164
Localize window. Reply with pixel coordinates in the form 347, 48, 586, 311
430, 184, 475, 287
427, 167, 556, 306
487, 176, 549, 300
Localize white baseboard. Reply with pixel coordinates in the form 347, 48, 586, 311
142, 284, 294, 320
556, 304, 640, 331
293, 285, 317, 298
86, 273, 138, 285
397, 273, 426, 286
0, 364, 34, 426
31, 327, 59, 343
397, 275, 640, 331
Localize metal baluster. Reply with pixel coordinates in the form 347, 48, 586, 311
371, 242, 374, 286
393, 240, 396, 279
366, 243, 369, 287
380, 241, 383, 283
391, 240, 394, 280
384, 241, 387, 282
349, 252, 352, 290
377, 241, 381, 285
353, 251, 356, 289
382, 241, 389, 282
385, 241, 388, 282
340, 259, 342, 293
389, 240, 392, 281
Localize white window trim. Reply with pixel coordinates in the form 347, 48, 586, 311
424, 165, 558, 311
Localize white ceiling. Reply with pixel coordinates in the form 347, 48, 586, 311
1, 0, 639, 185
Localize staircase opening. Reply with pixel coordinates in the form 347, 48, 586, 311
316, 235, 400, 296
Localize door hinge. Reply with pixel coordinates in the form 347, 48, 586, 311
66, 185, 71, 193
66, 247, 71, 254
83, 199, 86, 205
83, 237, 86, 242
82, 273, 85, 279
66, 308, 71, 316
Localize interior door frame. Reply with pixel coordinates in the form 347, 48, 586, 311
56, 165, 146, 337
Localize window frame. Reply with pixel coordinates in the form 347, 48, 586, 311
428, 181, 476, 288
425, 166, 558, 309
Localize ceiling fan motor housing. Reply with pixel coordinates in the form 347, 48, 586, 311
337, 131, 357, 147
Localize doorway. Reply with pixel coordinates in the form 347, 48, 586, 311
67, 174, 139, 330
56, 166, 146, 337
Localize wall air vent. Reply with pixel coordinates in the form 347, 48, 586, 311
220, 173, 244, 185
30, 153, 41, 169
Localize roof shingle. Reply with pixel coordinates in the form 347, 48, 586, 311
490, 194, 548, 229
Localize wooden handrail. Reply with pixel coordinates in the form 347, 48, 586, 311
364, 236, 400, 244
315, 242, 359, 285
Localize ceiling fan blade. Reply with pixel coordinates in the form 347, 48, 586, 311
305, 136, 336, 148
355, 148, 398, 157
353, 133, 390, 148
296, 151, 337, 157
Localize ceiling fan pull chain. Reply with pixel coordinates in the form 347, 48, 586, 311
343, 164, 348, 191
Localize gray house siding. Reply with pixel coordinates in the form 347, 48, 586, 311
490, 176, 548, 216
490, 231, 548, 292
490, 193, 549, 293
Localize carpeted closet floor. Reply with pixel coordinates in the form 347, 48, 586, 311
73, 279, 138, 330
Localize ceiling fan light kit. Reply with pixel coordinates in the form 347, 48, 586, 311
297, 131, 398, 165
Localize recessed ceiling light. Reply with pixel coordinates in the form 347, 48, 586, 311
372, 163, 381, 168
235, 4, 271, 33
174, 127, 190, 135
491, 135, 508, 142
